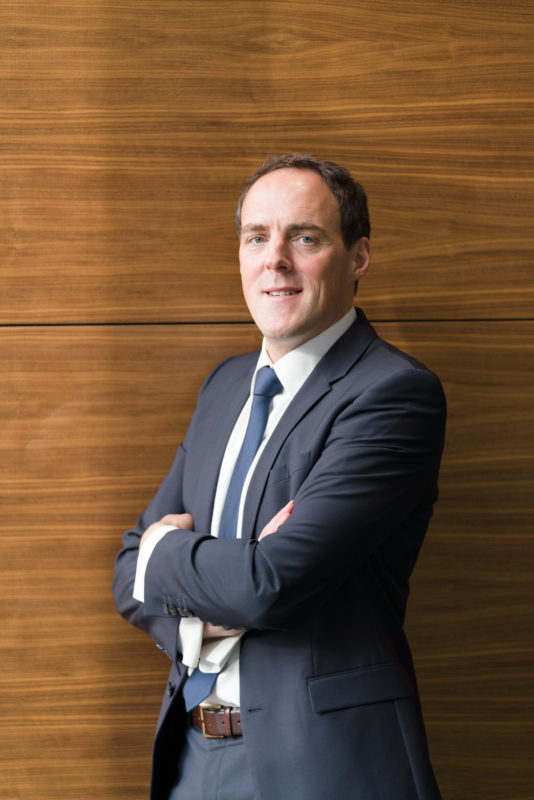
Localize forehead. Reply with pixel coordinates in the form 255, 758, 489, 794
241, 168, 341, 229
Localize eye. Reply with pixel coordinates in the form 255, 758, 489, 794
298, 235, 315, 245
248, 235, 265, 245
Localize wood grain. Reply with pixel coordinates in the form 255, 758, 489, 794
1, 0, 533, 797
1, 322, 533, 798
376, 320, 534, 798
2, 0, 533, 322
0, 325, 261, 798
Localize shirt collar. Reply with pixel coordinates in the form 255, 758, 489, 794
254, 307, 356, 398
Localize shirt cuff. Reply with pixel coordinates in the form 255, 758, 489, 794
198, 633, 244, 674
132, 524, 178, 602
178, 617, 204, 671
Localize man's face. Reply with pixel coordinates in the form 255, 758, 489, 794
239, 168, 370, 362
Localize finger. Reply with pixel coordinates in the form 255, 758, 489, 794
273, 500, 294, 526
280, 499, 295, 517
259, 500, 295, 540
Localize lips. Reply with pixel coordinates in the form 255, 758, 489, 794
265, 288, 302, 296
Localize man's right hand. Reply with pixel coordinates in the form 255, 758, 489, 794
202, 622, 243, 639
259, 500, 294, 540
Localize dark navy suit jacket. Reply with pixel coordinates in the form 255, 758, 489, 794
113, 309, 446, 799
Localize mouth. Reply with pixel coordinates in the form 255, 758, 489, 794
264, 289, 302, 297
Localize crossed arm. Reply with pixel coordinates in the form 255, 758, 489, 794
116, 366, 445, 642
139, 500, 295, 640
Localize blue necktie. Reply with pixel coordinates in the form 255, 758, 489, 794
182, 366, 283, 711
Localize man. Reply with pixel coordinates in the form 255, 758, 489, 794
113, 154, 446, 799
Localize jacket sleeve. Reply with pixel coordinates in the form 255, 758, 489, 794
141, 367, 446, 632
111, 353, 252, 654
111, 443, 188, 658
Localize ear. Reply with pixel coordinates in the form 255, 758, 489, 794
351, 237, 370, 281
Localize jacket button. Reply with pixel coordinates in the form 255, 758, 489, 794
161, 603, 170, 614
168, 605, 179, 616
180, 608, 194, 618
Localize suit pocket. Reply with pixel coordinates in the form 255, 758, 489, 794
307, 662, 415, 713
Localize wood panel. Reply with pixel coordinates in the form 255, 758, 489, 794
1, 322, 533, 798
0, 325, 261, 799
2, 0, 533, 798
376, 320, 534, 799
2, 0, 533, 323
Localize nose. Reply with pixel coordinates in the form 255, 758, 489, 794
264, 235, 293, 271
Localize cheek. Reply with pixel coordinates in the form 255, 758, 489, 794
311, 270, 337, 300
240, 253, 261, 278
239, 264, 255, 293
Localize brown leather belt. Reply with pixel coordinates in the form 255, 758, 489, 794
191, 705, 242, 738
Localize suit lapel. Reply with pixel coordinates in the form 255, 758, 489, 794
241, 310, 377, 538
193, 353, 258, 534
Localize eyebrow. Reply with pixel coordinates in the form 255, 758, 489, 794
286, 223, 327, 237
240, 223, 267, 235
240, 222, 328, 236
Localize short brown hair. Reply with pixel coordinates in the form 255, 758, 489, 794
236, 153, 370, 249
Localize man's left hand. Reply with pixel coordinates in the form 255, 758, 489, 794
140, 513, 194, 549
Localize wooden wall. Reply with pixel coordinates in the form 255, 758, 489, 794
1, 1, 533, 797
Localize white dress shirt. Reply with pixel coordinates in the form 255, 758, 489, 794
134, 308, 357, 706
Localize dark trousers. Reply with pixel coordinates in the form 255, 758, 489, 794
169, 722, 257, 800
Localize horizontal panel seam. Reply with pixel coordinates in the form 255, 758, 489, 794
0, 318, 533, 329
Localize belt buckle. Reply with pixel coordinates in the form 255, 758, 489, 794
199, 705, 224, 739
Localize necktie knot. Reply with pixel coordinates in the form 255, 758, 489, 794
253, 366, 283, 398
